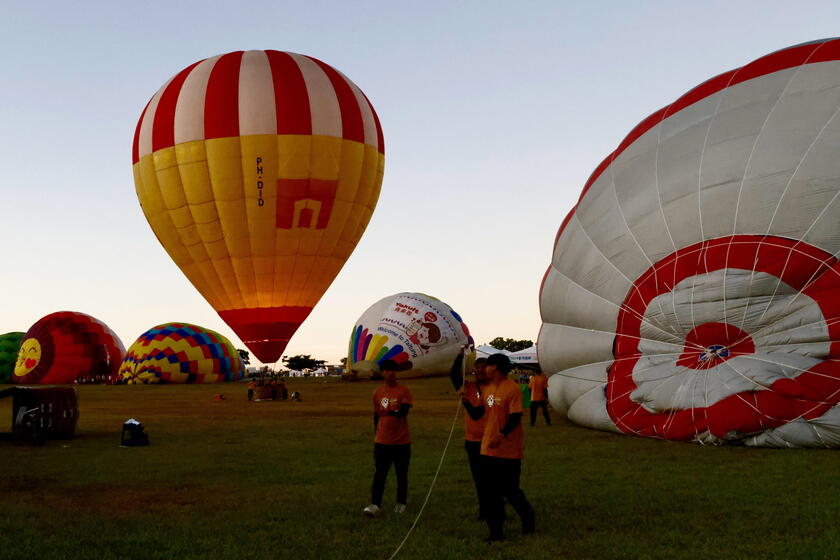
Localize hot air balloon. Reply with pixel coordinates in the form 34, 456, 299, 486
0, 332, 24, 384
13, 312, 125, 385
348, 293, 474, 378
132, 50, 384, 364
119, 323, 244, 384
540, 38, 840, 447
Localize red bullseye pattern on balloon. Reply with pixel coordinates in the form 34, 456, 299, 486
676, 323, 755, 370
607, 235, 840, 442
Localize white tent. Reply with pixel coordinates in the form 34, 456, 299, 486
509, 345, 539, 365
475, 345, 511, 359
476, 345, 539, 366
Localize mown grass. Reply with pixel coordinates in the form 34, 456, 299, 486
0, 377, 838, 560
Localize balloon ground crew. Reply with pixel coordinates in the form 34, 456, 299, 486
364, 359, 413, 517
450, 347, 489, 519
468, 353, 535, 541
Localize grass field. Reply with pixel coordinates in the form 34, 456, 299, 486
0, 376, 839, 560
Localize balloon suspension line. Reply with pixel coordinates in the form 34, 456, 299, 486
387, 353, 468, 560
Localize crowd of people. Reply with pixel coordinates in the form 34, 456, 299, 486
362, 350, 551, 542
246, 375, 289, 401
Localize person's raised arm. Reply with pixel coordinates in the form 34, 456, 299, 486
462, 398, 485, 420
450, 352, 465, 391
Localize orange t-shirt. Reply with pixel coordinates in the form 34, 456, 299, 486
529, 375, 548, 402
373, 384, 413, 445
480, 378, 524, 459
462, 380, 487, 442
247, 381, 256, 390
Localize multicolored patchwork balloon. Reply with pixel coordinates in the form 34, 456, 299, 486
348, 293, 474, 377
132, 50, 384, 364
119, 323, 245, 384
540, 38, 840, 447
0, 332, 24, 384
13, 312, 125, 385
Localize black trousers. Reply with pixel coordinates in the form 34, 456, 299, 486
479, 455, 534, 537
464, 440, 487, 516
371, 443, 411, 506
530, 400, 551, 426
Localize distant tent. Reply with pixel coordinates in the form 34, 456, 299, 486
476, 345, 539, 368
475, 345, 511, 359
509, 345, 539, 366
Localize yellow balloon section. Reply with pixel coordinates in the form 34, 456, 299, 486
132, 50, 384, 363
119, 323, 244, 384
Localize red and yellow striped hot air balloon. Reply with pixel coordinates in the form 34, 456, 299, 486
132, 51, 384, 363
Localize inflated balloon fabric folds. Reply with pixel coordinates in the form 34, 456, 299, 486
540, 38, 840, 447
119, 323, 245, 384
12, 312, 125, 385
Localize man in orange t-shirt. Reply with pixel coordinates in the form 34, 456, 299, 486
364, 359, 413, 518
477, 353, 535, 541
450, 348, 489, 518
528, 371, 551, 426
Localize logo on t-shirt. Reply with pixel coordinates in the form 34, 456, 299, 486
486, 394, 495, 407
380, 397, 390, 409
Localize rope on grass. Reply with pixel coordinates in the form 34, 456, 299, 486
386, 395, 463, 560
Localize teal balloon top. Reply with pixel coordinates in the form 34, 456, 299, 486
0, 332, 24, 384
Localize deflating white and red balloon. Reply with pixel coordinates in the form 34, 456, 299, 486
540, 38, 840, 447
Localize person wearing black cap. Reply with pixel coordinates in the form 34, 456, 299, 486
450, 347, 490, 519
474, 353, 535, 541
363, 359, 413, 517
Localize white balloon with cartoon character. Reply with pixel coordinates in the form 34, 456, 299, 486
348, 292, 475, 378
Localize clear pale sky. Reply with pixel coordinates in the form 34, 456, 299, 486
2, 1, 839, 365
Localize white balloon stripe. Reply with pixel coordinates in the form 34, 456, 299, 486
606, 162, 679, 334
569, 213, 684, 346
723, 52, 820, 332
749, 105, 840, 329
547, 266, 690, 347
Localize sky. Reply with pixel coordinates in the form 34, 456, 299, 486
2, 1, 840, 365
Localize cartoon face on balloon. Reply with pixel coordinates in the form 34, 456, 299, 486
410, 322, 446, 353
14, 338, 41, 377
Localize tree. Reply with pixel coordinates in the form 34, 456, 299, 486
339, 357, 347, 367
487, 337, 533, 353
282, 354, 326, 371
237, 349, 251, 366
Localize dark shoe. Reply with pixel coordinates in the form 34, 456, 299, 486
522, 510, 536, 535
484, 534, 504, 543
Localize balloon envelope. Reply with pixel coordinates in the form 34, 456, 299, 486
0, 332, 24, 384
13, 312, 125, 385
348, 293, 474, 378
540, 38, 840, 447
133, 50, 384, 363
119, 323, 245, 384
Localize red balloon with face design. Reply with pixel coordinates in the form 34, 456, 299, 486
13, 311, 125, 385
